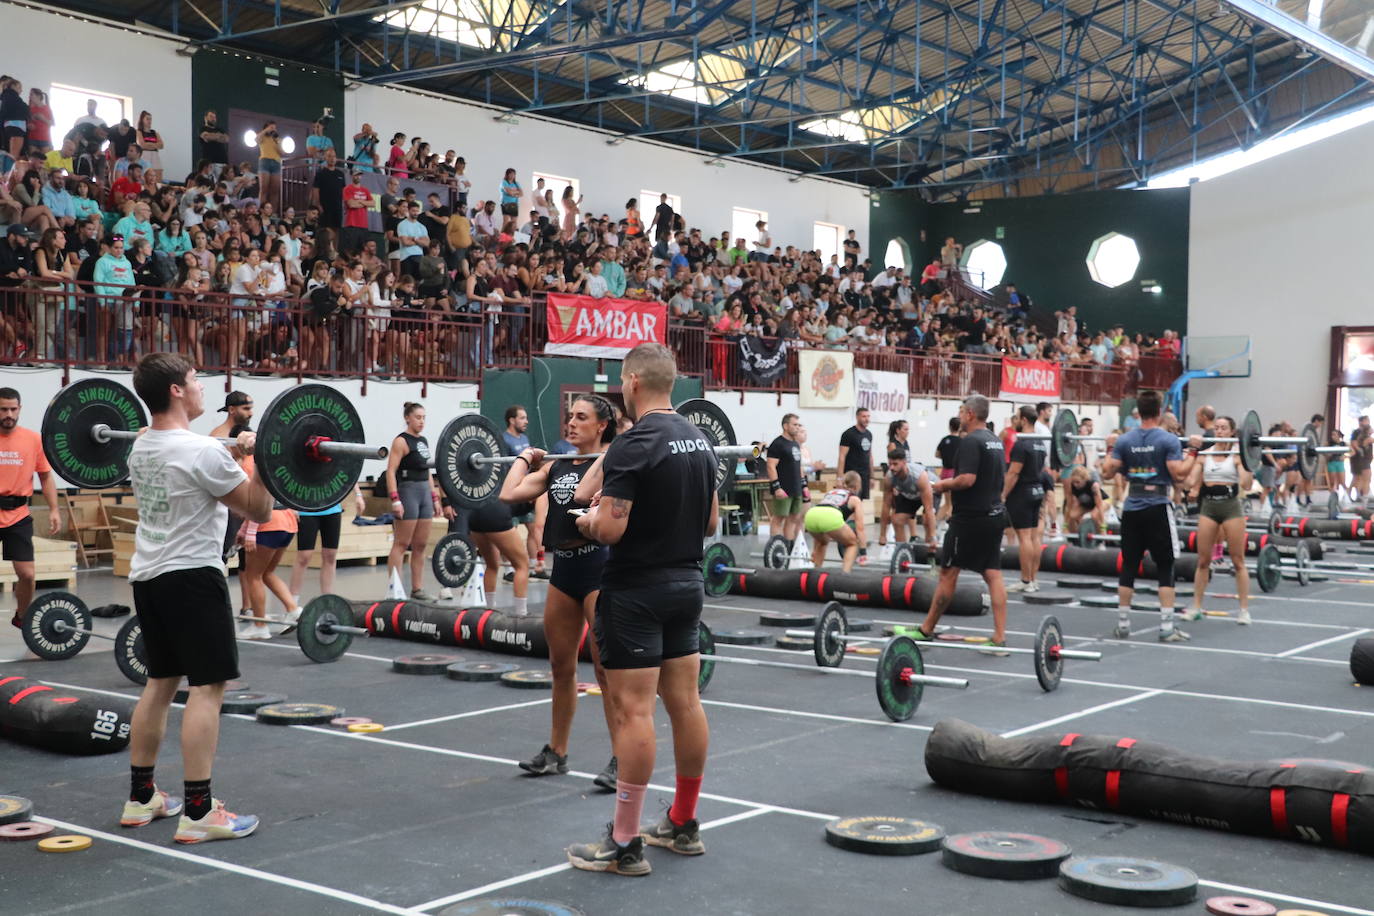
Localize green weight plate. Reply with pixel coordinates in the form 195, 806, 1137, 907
447, 661, 519, 681
436, 413, 505, 510
675, 398, 738, 493
22, 591, 91, 661
824, 816, 945, 856
394, 654, 463, 675
775, 636, 812, 651
296, 594, 356, 663
221, 692, 287, 715
1034, 615, 1064, 692
697, 621, 716, 692
1293, 540, 1311, 587
115, 616, 148, 685
1299, 423, 1321, 482
1051, 408, 1079, 469
0, 795, 34, 826
814, 601, 848, 669
889, 542, 918, 575
942, 831, 1072, 879
703, 542, 735, 597
758, 611, 815, 627
1237, 410, 1264, 475
1058, 856, 1198, 907
438, 900, 585, 916
255, 385, 368, 512
712, 628, 771, 645
500, 669, 555, 689
42, 378, 147, 489
1076, 518, 1098, 549
762, 534, 790, 569
875, 635, 923, 722
1255, 544, 1281, 593
432, 532, 478, 588
256, 702, 344, 726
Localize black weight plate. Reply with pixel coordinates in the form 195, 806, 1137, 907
703, 542, 735, 598
220, 692, 287, 715
942, 831, 1072, 879
1058, 855, 1198, 907
758, 611, 816, 628
1328, 489, 1341, 521
1079, 595, 1120, 608
255, 702, 344, 726
889, 541, 919, 575
394, 654, 463, 675
1021, 590, 1074, 605
1056, 578, 1101, 590
675, 398, 738, 493
1076, 517, 1099, 548
42, 378, 147, 489
712, 628, 771, 645
814, 601, 848, 668
824, 816, 945, 856
763, 534, 790, 569
500, 669, 554, 689
175, 680, 249, 704
297, 594, 356, 663
22, 591, 91, 661
1236, 409, 1264, 475
875, 635, 923, 722
438, 900, 585, 916
256, 384, 368, 513
1255, 544, 1281, 593
0, 795, 34, 826
432, 531, 478, 588
115, 616, 148, 686
1298, 423, 1321, 482
848, 618, 874, 633
1035, 615, 1064, 693
697, 621, 715, 692
1051, 408, 1079, 469
447, 661, 519, 681
436, 413, 505, 510
775, 636, 812, 651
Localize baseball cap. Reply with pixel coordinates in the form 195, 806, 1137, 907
6, 225, 32, 239
218, 391, 253, 412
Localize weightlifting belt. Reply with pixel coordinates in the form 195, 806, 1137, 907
0, 495, 28, 510
397, 469, 430, 482
1200, 484, 1238, 500
1126, 481, 1165, 500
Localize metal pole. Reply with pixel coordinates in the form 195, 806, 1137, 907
704, 650, 970, 688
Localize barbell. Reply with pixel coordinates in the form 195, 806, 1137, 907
1282, 540, 1374, 587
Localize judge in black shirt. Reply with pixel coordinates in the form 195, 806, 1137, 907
310, 148, 346, 231
1003, 405, 1047, 594
766, 413, 807, 549
568, 343, 717, 877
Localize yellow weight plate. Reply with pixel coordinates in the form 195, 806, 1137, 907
38, 834, 92, 853
348, 723, 385, 733
962, 636, 991, 644
848, 646, 880, 656
1201, 610, 1230, 618
1275, 910, 1330, 916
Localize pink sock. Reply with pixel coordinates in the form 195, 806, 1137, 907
669, 775, 703, 826
612, 780, 648, 846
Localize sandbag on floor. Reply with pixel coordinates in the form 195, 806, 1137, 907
1274, 515, 1374, 541
924, 717, 1374, 854
729, 567, 989, 616
903, 542, 1202, 583
349, 600, 592, 661
0, 673, 133, 755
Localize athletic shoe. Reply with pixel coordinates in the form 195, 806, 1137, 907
531, 569, 550, 580
1178, 609, 1204, 622
1236, 609, 1252, 626
120, 788, 184, 827
1005, 580, 1031, 593
410, 588, 433, 601
979, 640, 1011, 657
238, 624, 272, 641
9, 610, 19, 629
173, 799, 259, 844
642, 805, 705, 856
1112, 624, 1132, 640
1023, 580, 1040, 594
518, 744, 568, 776
566, 824, 651, 876
439, 587, 454, 600
280, 608, 301, 633
1158, 627, 1191, 642
856, 555, 869, 566
592, 756, 618, 792
503, 571, 515, 583
890, 624, 931, 641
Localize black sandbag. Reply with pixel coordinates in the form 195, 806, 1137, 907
924, 718, 1374, 854
0, 672, 133, 755
1352, 638, 1374, 686
730, 568, 988, 616
1098, 523, 1322, 560
904, 541, 1200, 582
1274, 515, 1374, 541
350, 600, 591, 660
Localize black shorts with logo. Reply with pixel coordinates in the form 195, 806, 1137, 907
0, 515, 35, 562
942, 514, 1006, 572
1006, 490, 1045, 529
132, 567, 240, 686
595, 578, 702, 669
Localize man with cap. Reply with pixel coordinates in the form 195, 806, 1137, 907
1, 225, 34, 331
211, 392, 254, 617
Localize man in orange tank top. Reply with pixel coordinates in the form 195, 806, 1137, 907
0, 387, 60, 630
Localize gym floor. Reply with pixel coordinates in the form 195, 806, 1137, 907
2, 527, 1372, 916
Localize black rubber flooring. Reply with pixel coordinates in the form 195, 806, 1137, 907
2, 533, 1372, 916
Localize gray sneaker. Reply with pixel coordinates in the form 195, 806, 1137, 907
567, 824, 651, 876
518, 744, 567, 776
642, 805, 705, 856
1159, 627, 1191, 642
409, 588, 434, 602
592, 756, 618, 792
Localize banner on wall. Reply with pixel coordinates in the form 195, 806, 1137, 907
998, 358, 1062, 402
854, 368, 909, 421
544, 294, 667, 359
799, 349, 854, 408
738, 336, 790, 385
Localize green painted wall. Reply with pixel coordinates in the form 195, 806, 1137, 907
190, 49, 346, 159
870, 188, 1190, 336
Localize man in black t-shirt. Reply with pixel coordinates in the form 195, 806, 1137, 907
649, 194, 675, 244
766, 413, 806, 547
569, 343, 717, 877
907, 395, 1009, 650
837, 408, 874, 561
1003, 406, 1046, 593
199, 110, 229, 179
310, 149, 346, 231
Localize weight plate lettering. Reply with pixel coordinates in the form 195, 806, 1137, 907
703, 542, 734, 597
256, 384, 368, 512
115, 616, 148, 685
500, 669, 555, 689
824, 816, 945, 856
762, 534, 790, 569
38, 834, 92, 853
297, 593, 356, 663
394, 654, 463, 675
889, 541, 918, 575
1059, 855, 1198, 907
1034, 615, 1064, 693
875, 635, 923, 722
1206, 896, 1278, 916
814, 601, 848, 668
448, 661, 519, 681
256, 702, 344, 726
220, 692, 285, 715
438, 900, 585, 916
432, 532, 478, 587
697, 621, 716, 691
775, 635, 812, 651
675, 398, 738, 494
757, 611, 815, 627
942, 831, 1072, 879
1076, 518, 1098, 548
436, 413, 505, 510
0, 795, 34, 825
1255, 544, 1281, 593
22, 591, 92, 660
1051, 408, 1079, 469
42, 378, 147, 489
712, 628, 770, 645
0, 821, 54, 840
1238, 410, 1264, 475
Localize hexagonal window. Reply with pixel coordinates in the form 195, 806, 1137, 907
962, 239, 1006, 289
1086, 232, 1140, 288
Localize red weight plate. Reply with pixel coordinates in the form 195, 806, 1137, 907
0, 821, 54, 840
1206, 896, 1278, 916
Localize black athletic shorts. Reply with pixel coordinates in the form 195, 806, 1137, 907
550, 543, 607, 603
595, 578, 702, 670
0, 516, 35, 562
468, 499, 514, 533
131, 567, 239, 686
297, 513, 342, 551
942, 514, 1006, 572
892, 493, 921, 517
1118, 502, 1179, 589
1006, 491, 1045, 530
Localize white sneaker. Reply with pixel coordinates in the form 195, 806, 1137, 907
1024, 580, 1040, 594
238, 623, 272, 640
1236, 609, 1252, 626
292, 594, 302, 608
282, 608, 301, 626
1006, 580, 1029, 592
439, 587, 454, 600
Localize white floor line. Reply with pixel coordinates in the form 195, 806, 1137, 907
700, 698, 933, 731
239, 638, 396, 664
1275, 628, 1372, 659
1196, 879, 1374, 916
1092, 637, 1349, 665
998, 690, 1164, 738
410, 808, 773, 912
383, 698, 554, 732
30, 815, 425, 916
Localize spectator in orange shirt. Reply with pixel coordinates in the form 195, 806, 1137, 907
0, 387, 61, 629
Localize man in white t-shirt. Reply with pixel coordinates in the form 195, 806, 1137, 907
122, 353, 272, 845
751, 220, 772, 261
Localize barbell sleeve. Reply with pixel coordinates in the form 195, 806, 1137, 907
470, 443, 761, 467
91, 424, 388, 461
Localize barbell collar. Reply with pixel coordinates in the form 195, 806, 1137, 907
91, 424, 387, 461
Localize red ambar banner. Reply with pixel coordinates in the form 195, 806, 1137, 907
998, 358, 1062, 401
545, 293, 668, 359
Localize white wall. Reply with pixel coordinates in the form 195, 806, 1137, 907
346, 83, 871, 253
6, 3, 194, 180
1187, 118, 1374, 426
